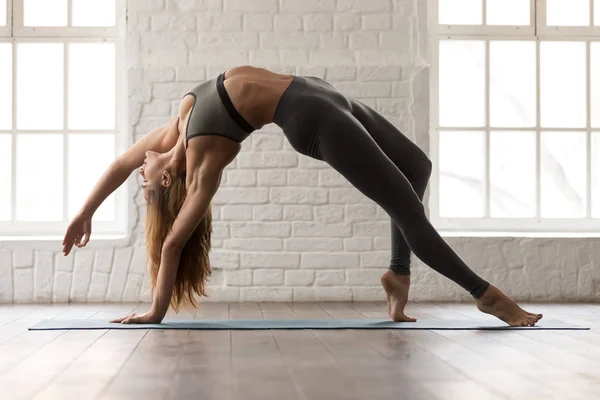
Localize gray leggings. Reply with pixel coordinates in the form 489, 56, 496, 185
273, 76, 489, 298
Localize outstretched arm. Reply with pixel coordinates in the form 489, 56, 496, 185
62, 116, 181, 255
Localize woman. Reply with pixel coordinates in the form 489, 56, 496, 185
62, 66, 542, 327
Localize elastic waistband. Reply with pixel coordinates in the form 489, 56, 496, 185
216, 72, 255, 134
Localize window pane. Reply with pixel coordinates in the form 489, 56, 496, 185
593, 133, 600, 217
17, 43, 64, 130
540, 42, 586, 128
16, 134, 63, 221
592, 43, 600, 128
490, 131, 536, 218
69, 43, 115, 130
547, 0, 590, 26
490, 41, 536, 127
24, 0, 67, 27
0, 135, 10, 221
487, 0, 530, 25
439, 131, 485, 217
0, 0, 6, 26
439, 40, 485, 127
541, 132, 586, 218
68, 134, 115, 221
72, 0, 116, 27
439, 0, 482, 25
0, 43, 11, 130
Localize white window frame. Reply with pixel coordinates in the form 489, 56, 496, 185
0, 0, 12, 36
0, 1, 128, 237
430, 0, 600, 233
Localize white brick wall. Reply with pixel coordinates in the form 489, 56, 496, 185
1, 0, 599, 304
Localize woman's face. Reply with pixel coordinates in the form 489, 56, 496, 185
140, 151, 167, 201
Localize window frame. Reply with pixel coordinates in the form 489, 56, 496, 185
0, 1, 129, 237
430, 0, 600, 233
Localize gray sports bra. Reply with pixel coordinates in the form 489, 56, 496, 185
184, 72, 256, 147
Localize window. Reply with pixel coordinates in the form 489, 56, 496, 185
431, 0, 600, 233
0, 1, 126, 236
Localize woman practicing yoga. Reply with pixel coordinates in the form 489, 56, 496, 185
62, 66, 542, 326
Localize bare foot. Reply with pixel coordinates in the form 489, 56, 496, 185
476, 285, 543, 326
381, 270, 417, 322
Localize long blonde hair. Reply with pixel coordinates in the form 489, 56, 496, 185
145, 174, 212, 311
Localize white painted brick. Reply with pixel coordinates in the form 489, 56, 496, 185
285, 270, 315, 286
357, 49, 408, 66
224, 238, 283, 251
362, 13, 392, 30
250, 50, 280, 65
318, 169, 347, 187
225, 170, 257, 186
344, 237, 373, 251
283, 205, 313, 221
333, 14, 361, 31
199, 33, 258, 49
349, 32, 379, 49
257, 170, 287, 186
334, 82, 392, 98
353, 287, 385, 301
107, 247, 133, 301
209, 270, 225, 287
315, 287, 352, 301
71, 250, 94, 301
130, 0, 165, 11
261, 33, 319, 49
153, 83, 193, 100
132, 14, 151, 31
287, 170, 318, 186
274, 14, 303, 31
128, 247, 147, 275
244, 14, 273, 31
198, 13, 242, 31
241, 253, 300, 269
280, 50, 309, 65
377, 98, 406, 115
301, 253, 359, 268
346, 269, 383, 285
14, 268, 33, 303
222, 205, 252, 221
13, 250, 33, 268
345, 205, 377, 222
270, 188, 328, 204
297, 66, 327, 78
241, 288, 292, 302
253, 269, 284, 286
338, 0, 392, 12
253, 133, 283, 151
326, 66, 356, 81
141, 101, 172, 118
167, 0, 221, 11
231, 222, 290, 238
285, 238, 343, 251
293, 222, 352, 238
190, 50, 249, 65
315, 270, 345, 286
224, 270, 252, 286
176, 66, 206, 81
88, 272, 110, 302
354, 221, 389, 236
298, 156, 326, 168
224, 0, 276, 12
330, 188, 371, 204
213, 188, 269, 204
123, 274, 144, 302
0, 250, 12, 302
252, 204, 283, 221
139, 272, 153, 302
358, 66, 403, 81
320, 32, 349, 49
281, 0, 335, 12
212, 222, 230, 239
93, 249, 114, 274
380, 30, 412, 51
374, 237, 391, 250
360, 252, 390, 268
237, 152, 297, 168
314, 205, 344, 224
205, 287, 240, 302
34, 251, 53, 302
293, 288, 317, 301
210, 250, 240, 270
144, 66, 176, 82
304, 14, 333, 31
53, 271, 72, 302
309, 50, 355, 65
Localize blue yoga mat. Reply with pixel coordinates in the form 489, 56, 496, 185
29, 318, 588, 331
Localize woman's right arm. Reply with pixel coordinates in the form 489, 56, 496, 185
62, 116, 180, 255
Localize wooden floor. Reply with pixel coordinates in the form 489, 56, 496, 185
1, 302, 599, 400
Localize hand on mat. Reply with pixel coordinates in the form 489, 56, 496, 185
110, 312, 162, 324
62, 212, 92, 256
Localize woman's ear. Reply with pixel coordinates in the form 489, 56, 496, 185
162, 170, 172, 187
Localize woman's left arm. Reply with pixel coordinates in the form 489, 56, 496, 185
110, 169, 221, 324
